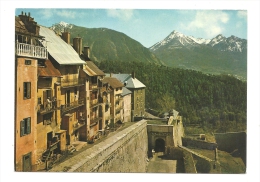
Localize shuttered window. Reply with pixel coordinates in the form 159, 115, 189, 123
23, 82, 31, 99
20, 117, 31, 137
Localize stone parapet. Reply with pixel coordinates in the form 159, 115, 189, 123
49, 120, 147, 172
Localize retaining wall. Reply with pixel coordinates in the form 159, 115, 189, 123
214, 131, 246, 166
49, 120, 148, 172
179, 146, 221, 173
182, 137, 218, 150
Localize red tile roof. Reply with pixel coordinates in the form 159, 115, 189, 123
38, 60, 62, 77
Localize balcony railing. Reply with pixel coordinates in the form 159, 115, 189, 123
15, 42, 48, 59
61, 98, 85, 115
90, 116, 102, 126
89, 84, 98, 90
73, 122, 86, 132
90, 98, 102, 108
37, 100, 61, 115
59, 78, 85, 88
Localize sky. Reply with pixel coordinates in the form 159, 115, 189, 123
14, 8, 247, 48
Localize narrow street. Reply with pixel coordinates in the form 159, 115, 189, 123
147, 152, 177, 173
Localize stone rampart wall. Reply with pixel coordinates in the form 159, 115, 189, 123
214, 132, 246, 152
49, 120, 148, 172
182, 137, 218, 150
179, 146, 221, 173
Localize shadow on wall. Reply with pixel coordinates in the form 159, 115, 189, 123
214, 132, 246, 166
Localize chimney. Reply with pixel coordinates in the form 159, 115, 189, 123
83, 46, 90, 59
73, 36, 82, 55
62, 32, 70, 44
132, 71, 135, 79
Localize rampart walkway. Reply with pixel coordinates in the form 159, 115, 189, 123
49, 120, 147, 172
178, 145, 214, 162
147, 152, 177, 173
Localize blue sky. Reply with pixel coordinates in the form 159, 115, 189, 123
15, 8, 247, 48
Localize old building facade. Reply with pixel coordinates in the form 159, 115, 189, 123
15, 12, 48, 171
102, 76, 124, 127
111, 73, 146, 118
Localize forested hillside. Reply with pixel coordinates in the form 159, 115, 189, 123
97, 60, 247, 132
60, 25, 164, 65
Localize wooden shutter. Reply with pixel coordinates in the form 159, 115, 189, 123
23, 82, 26, 98
43, 90, 46, 108
27, 82, 31, 99
20, 120, 25, 137
26, 118, 31, 134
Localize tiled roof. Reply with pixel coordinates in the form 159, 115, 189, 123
15, 16, 29, 34
39, 26, 86, 65
84, 61, 105, 76
38, 60, 61, 77
102, 77, 124, 89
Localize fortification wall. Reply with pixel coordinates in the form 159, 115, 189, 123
179, 146, 221, 173
49, 120, 148, 172
214, 131, 246, 166
214, 132, 246, 152
182, 137, 218, 150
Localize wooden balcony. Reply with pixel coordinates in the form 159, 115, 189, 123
90, 117, 102, 127
73, 121, 86, 132
15, 42, 48, 59
37, 100, 61, 115
89, 84, 98, 90
90, 98, 102, 108
59, 78, 85, 88
61, 98, 85, 115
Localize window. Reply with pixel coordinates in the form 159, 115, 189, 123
38, 97, 41, 105
20, 117, 31, 137
23, 82, 31, 99
25, 60, 31, 65
43, 113, 52, 125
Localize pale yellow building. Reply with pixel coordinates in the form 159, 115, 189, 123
102, 76, 124, 127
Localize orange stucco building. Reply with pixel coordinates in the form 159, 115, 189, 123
15, 12, 48, 171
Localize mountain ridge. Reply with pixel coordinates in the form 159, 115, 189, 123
150, 30, 247, 53
149, 30, 247, 79
50, 21, 164, 65
51, 22, 247, 79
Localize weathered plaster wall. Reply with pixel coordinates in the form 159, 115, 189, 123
49, 120, 148, 172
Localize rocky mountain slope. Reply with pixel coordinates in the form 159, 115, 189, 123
150, 30, 247, 79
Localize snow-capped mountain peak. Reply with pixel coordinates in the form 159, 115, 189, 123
150, 30, 246, 53
150, 30, 210, 51
51, 21, 73, 32
188, 36, 211, 44
59, 21, 70, 27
